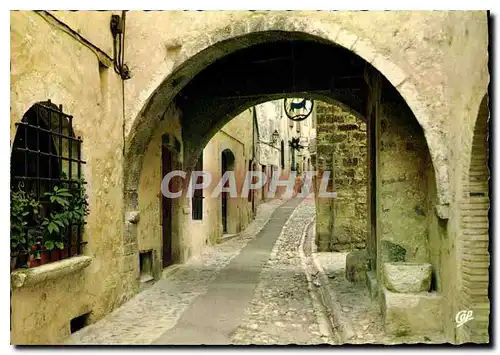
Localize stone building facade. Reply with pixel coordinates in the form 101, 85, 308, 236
10, 10, 489, 344
136, 108, 255, 282
254, 99, 316, 201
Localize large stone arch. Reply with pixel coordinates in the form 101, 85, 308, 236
124, 15, 449, 208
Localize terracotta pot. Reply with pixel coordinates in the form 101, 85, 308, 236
40, 250, 50, 265
29, 255, 40, 268
60, 247, 69, 259
71, 246, 78, 257
50, 249, 60, 262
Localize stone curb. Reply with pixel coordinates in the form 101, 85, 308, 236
307, 218, 356, 343
297, 212, 337, 344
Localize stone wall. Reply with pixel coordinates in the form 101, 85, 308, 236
10, 11, 126, 344
315, 101, 367, 251
377, 98, 430, 267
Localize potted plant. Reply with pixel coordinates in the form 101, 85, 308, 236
41, 185, 73, 262
41, 179, 89, 261
11, 178, 89, 270
10, 187, 40, 270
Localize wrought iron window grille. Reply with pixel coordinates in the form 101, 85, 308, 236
11, 100, 87, 268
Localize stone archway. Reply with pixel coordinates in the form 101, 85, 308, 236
124, 16, 450, 208
121, 18, 448, 301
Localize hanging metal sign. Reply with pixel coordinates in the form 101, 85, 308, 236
284, 98, 314, 122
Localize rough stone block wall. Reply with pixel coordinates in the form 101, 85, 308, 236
315, 101, 367, 251
378, 99, 430, 267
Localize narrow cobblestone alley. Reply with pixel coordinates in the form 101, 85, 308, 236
67, 196, 334, 345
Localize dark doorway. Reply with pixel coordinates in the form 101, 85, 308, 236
261, 164, 267, 201
161, 143, 173, 268
221, 149, 235, 233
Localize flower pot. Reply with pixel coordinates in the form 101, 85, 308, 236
40, 250, 50, 265
60, 247, 69, 260
50, 249, 60, 262
29, 254, 40, 268
71, 246, 78, 257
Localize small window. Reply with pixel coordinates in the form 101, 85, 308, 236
192, 153, 203, 220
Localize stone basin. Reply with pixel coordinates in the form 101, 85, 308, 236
383, 262, 432, 293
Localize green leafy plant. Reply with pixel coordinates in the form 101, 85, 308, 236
10, 187, 41, 256
10, 177, 89, 268
41, 179, 89, 251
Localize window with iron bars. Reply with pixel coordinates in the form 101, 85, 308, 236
191, 153, 203, 220
10, 101, 87, 270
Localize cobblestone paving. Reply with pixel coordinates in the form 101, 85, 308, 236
67, 199, 285, 345
315, 251, 389, 344
231, 196, 334, 345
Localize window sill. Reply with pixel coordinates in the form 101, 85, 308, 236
10, 255, 92, 289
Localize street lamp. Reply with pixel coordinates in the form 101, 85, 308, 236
258, 129, 280, 150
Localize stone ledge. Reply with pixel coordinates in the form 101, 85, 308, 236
11, 256, 92, 289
